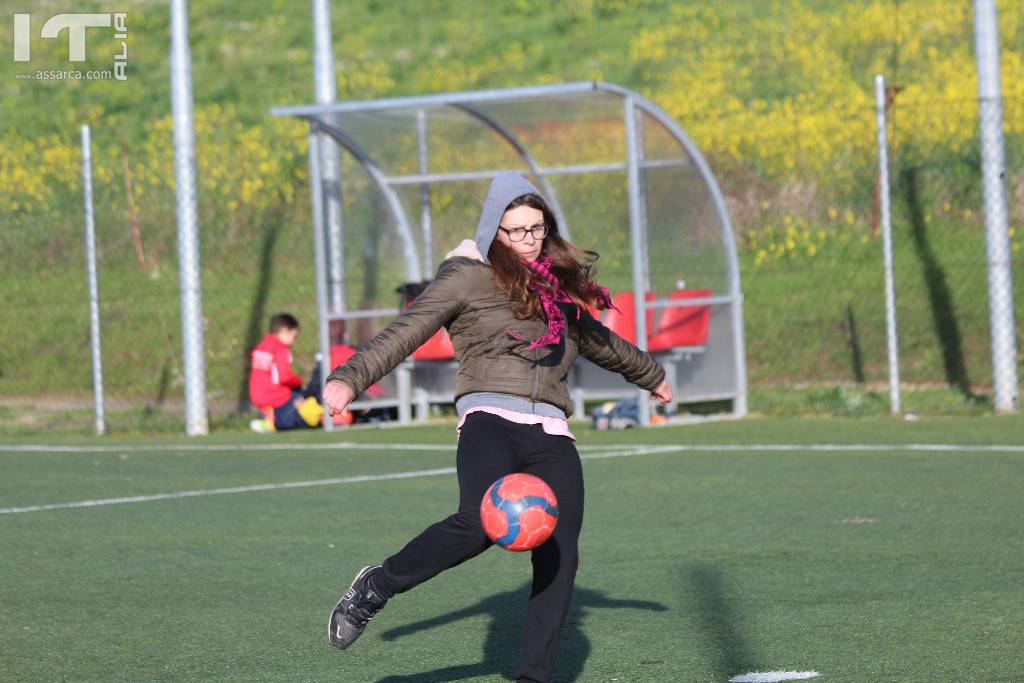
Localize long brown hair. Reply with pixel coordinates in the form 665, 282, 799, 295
488, 194, 608, 321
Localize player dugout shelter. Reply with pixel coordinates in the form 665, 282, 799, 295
271, 81, 747, 428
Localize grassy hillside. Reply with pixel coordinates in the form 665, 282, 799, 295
0, 0, 1021, 420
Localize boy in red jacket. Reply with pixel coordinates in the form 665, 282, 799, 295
248, 313, 323, 432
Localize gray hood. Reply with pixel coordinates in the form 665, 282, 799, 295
474, 172, 545, 264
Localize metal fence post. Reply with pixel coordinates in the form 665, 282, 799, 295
308, 127, 334, 432
875, 75, 902, 415
974, 0, 1020, 413
80, 125, 106, 436
169, 0, 209, 435
312, 0, 346, 315
625, 97, 652, 427
417, 109, 434, 276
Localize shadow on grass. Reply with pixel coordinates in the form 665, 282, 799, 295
138, 362, 173, 427
684, 562, 759, 679
844, 303, 866, 384
373, 584, 666, 683
235, 223, 281, 413
899, 166, 983, 403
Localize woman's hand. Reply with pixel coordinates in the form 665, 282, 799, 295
651, 380, 674, 404
323, 380, 356, 417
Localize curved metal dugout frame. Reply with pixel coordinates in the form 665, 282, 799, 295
273, 81, 747, 429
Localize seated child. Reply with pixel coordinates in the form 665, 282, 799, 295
248, 313, 323, 432
304, 320, 384, 425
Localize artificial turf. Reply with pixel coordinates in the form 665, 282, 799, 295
2, 415, 1023, 682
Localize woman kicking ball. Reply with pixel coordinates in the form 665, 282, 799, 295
322, 172, 672, 683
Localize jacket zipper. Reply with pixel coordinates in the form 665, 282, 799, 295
530, 346, 541, 404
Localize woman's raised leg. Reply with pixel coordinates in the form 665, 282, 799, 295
379, 412, 520, 594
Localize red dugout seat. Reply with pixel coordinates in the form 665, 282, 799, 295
648, 289, 712, 352
600, 290, 711, 350
601, 292, 656, 345
412, 327, 456, 361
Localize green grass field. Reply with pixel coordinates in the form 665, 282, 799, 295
3, 416, 1023, 682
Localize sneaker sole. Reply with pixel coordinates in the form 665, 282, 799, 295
327, 565, 376, 650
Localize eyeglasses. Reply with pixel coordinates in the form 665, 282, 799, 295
498, 222, 548, 242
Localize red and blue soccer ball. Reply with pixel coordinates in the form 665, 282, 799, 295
480, 473, 559, 551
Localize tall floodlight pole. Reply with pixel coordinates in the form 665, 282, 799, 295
80, 125, 106, 436
874, 75, 902, 415
312, 0, 346, 315
974, 0, 1019, 413
170, 0, 209, 435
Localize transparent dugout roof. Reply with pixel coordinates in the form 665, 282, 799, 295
272, 81, 740, 320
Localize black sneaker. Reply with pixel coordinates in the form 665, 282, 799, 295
328, 565, 389, 650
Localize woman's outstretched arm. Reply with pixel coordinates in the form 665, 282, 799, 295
323, 258, 474, 411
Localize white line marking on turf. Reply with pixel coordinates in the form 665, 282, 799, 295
579, 444, 686, 460
587, 442, 1024, 453
0, 466, 458, 515
0, 442, 455, 453
3, 439, 1022, 516
0, 441, 639, 454
730, 672, 820, 682
1, 441, 1021, 454
0, 445, 675, 516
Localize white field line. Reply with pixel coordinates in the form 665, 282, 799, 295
1, 441, 1022, 516
0, 442, 452, 453
0, 466, 456, 515
1, 441, 1022, 455
630, 443, 1024, 453
0, 441, 630, 454
730, 673, 820, 683
0, 445, 675, 516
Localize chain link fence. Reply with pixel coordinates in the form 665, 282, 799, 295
0, 122, 313, 435
694, 94, 1023, 409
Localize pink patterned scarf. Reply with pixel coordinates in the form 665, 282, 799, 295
507, 256, 619, 349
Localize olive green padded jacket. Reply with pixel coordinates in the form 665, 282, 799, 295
325, 256, 665, 418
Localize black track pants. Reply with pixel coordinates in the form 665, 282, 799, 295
379, 411, 585, 683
